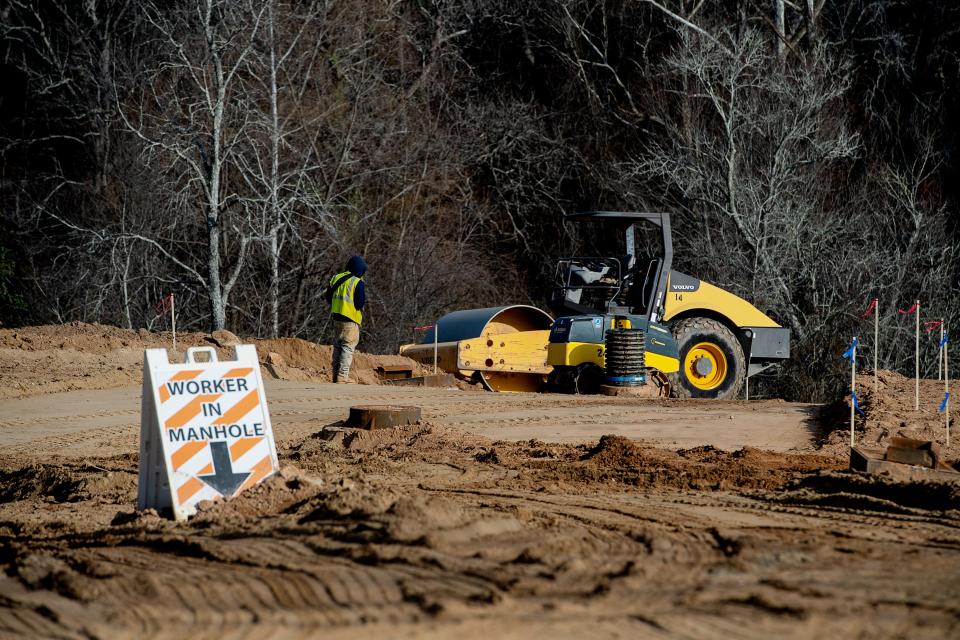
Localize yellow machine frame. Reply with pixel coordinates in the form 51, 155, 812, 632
662, 276, 780, 328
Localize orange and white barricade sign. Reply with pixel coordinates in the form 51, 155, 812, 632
138, 345, 279, 520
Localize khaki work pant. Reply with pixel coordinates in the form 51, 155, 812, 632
332, 320, 360, 382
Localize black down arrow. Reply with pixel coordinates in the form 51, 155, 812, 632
198, 441, 250, 497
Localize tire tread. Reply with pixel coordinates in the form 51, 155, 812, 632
668, 317, 746, 400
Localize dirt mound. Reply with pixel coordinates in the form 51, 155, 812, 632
559, 439, 839, 491
292, 424, 841, 494
0, 321, 158, 352
288, 424, 493, 470
255, 338, 337, 382
0, 456, 136, 504
772, 470, 960, 513
815, 368, 959, 459
190, 466, 326, 525
0, 323, 430, 399
582, 434, 654, 467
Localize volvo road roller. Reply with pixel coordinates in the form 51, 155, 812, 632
401, 211, 790, 399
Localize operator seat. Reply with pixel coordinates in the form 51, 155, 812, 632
640, 258, 661, 311
622, 257, 660, 315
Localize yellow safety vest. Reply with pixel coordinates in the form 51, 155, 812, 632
330, 271, 362, 325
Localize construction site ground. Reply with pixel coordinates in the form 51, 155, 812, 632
1, 324, 958, 639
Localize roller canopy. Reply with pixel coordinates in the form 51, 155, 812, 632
565, 211, 669, 227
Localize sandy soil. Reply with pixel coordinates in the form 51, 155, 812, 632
0, 322, 432, 399
0, 381, 821, 458
1, 324, 959, 639
818, 368, 960, 458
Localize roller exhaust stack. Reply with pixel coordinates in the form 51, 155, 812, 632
400, 305, 553, 392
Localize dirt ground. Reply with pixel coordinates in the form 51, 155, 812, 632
1, 324, 959, 639
0, 322, 433, 399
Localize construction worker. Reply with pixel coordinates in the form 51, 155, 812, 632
326, 255, 367, 383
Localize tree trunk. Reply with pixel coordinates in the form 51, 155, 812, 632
206, 0, 226, 332
121, 242, 132, 329
804, 0, 817, 46
269, 228, 280, 338
773, 0, 786, 66
268, 2, 281, 339
207, 208, 225, 331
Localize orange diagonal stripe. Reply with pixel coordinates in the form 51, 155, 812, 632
198, 463, 213, 474
223, 367, 253, 378
212, 390, 259, 425
171, 441, 207, 470
165, 394, 222, 429
170, 370, 203, 381
177, 477, 205, 505
238, 455, 274, 493
160, 370, 202, 404
230, 437, 262, 462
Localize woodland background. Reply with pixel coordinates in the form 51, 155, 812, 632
1, 0, 958, 401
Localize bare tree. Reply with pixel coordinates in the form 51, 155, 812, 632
620, 27, 864, 396
235, 0, 333, 338
0, 0, 134, 189
120, 0, 266, 330
4, 0, 957, 404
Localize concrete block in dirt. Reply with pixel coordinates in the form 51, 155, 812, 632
850, 447, 960, 482
885, 437, 941, 468
383, 374, 455, 388
375, 364, 414, 381
345, 405, 422, 430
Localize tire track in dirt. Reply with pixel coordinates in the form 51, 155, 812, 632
36, 544, 423, 633
1, 424, 139, 457
7, 533, 518, 637
3, 325, 959, 638
710, 496, 960, 537
4, 460, 959, 639
0, 408, 139, 430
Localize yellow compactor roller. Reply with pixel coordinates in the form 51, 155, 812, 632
400, 305, 554, 392
401, 212, 790, 398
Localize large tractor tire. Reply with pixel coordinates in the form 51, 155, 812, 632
668, 317, 745, 400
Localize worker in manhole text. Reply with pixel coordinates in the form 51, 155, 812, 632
326, 255, 367, 384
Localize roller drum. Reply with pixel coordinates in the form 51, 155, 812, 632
408, 305, 554, 393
